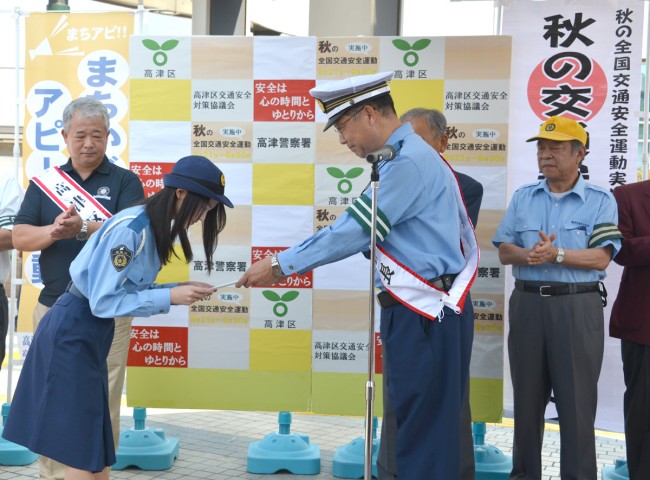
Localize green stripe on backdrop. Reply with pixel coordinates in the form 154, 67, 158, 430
312, 373, 503, 423
126, 367, 310, 411
311, 372, 384, 417
126, 368, 502, 423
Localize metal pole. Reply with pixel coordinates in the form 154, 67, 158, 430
7, 6, 24, 404
364, 162, 380, 480
137, 0, 145, 35
495, 2, 504, 36
45, 0, 69, 12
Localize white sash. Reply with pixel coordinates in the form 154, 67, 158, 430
376, 161, 479, 321
32, 166, 112, 222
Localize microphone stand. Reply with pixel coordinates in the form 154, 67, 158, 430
363, 159, 380, 480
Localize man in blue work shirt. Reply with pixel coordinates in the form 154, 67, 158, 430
493, 116, 622, 480
237, 72, 478, 479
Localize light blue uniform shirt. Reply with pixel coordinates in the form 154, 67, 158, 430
70, 205, 176, 318
278, 123, 467, 287
492, 175, 621, 283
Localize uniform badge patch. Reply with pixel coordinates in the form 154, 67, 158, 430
96, 186, 111, 199
111, 244, 133, 272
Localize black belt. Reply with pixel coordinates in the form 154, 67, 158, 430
67, 283, 85, 299
515, 280, 601, 297
377, 273, 458, 308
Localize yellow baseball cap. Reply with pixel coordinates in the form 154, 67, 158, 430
526, 115, 588, 146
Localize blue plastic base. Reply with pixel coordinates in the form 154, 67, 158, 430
0, 404, 39, 466
602, 459, 629, 480
112, 427, 180, 470
472, 422, 512, 480
247, 431, 321, 475
332, 435, 378, 479
0, 426, 39, 466
475, 443, 513, 480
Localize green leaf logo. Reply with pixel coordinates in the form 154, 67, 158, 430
392, 38, 430, 67
327, 167, 345, 179
411, 39, 431, 51
161, 39, 180, 51
328, 166, 365, 194
281, 291, 299, 302
262, 289, 300, 317
346, 167, 364, 179
392, 39, 412, 51
142, 39, 161, 51
262, 290, 281, 301
142, 38, 179, 66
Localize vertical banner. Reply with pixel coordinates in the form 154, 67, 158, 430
503, 0, 642, 430
18, 12, 133, 352
126, 35, 510, 422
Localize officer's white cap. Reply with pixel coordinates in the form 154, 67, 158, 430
310, 71, 394, 131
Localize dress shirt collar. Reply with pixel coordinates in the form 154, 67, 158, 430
534, 173, 587, 202
60, 155, 112, 177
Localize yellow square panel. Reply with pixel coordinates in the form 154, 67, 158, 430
391, 79, 444, 118
250, 329, 311, 372
130, 79, 191, 121
253, 164, 314, 205
156, 246, 189, 284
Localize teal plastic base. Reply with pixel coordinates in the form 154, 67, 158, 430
474, 422, 512, 480
333, 416, 378, 479
332, 436, 378, 478
602, 459, 629, 480
0, 428, 40, 466
112, 408, 179, 471
0, 404, 39, 466
247, 411, 320, 475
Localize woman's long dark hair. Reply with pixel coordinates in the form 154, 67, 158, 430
143, 188, 227, 273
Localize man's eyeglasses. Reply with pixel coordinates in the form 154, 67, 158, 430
333, 106, 364, 135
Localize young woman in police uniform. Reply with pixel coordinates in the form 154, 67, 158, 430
3, 155, 234, 480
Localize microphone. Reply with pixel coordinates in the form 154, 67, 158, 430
366, 145, 397, 164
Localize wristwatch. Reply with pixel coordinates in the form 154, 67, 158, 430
554, 247, 565, 264
270, 255, 284, 278
76, 220, 88, 241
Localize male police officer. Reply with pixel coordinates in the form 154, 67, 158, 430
238, 72, 478, 479
374, 107, 483, 480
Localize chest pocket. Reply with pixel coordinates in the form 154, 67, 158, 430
563, 220, 592, 250
515, 220, 542, 248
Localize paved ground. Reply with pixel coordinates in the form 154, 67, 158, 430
1, 354, 627, 479
0, 409, 628, 479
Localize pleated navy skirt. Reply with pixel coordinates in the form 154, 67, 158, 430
2, 290, 116, 472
